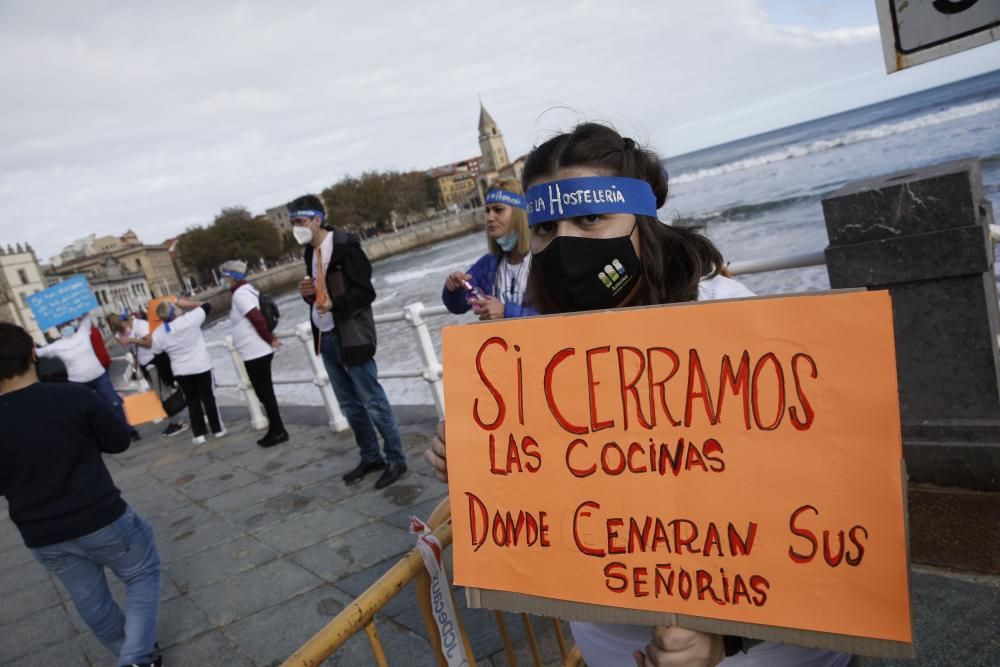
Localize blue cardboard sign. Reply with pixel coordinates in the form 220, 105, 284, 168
26, 275, 99, 331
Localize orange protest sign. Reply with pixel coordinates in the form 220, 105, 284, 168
123, 390, 167, 426
442, 290, 912, 654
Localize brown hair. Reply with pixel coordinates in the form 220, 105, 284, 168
106, 314, 128, 335
485, 178, 531, 257
522, 123, 723, 314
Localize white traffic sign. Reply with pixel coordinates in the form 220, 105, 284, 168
876, 0, 1000, 72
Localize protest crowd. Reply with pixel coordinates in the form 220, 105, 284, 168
2, 123, 879, 667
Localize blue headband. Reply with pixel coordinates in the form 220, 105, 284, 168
290, 209, 325, 221
525, 176, 658, 226
163, 303, 177, 333
222, 270, 246, 281
485, 189, 526, 210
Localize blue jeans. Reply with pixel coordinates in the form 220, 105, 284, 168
83, 371, 131, 431
30, 507, 161, 666
320, 329, 405, 465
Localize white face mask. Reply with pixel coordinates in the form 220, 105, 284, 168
293, 225, 314, 245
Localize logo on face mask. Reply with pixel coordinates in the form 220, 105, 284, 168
597, 259, 630, 293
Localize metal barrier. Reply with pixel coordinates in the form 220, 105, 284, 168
205, 301, 454, 433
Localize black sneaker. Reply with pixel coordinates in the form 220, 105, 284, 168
130, 430, 142, 442
375, 462, 407, 489
161, 422, 189, 437
342, 459, 386, 483
257, 430, 289, 448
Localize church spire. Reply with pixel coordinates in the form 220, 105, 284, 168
478, 101, 497, 137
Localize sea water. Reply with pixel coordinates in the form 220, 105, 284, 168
206, 69, 1000, 408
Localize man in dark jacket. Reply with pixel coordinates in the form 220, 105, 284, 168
0, 323, 162, 667
291, 194, 407, 489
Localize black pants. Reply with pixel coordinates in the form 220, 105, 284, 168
175, 371, 222, 437
244, 353, 285, 433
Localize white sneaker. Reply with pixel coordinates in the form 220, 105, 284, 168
213, 429, 228, 438
192, 435, 206, 445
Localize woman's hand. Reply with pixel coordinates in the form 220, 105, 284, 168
270, 337, 282, 349
634, 628, 724, 667
472, 296, 504, 321
424, 420, 448, 483
298, 276, 316, 300
445, 272, 472, 293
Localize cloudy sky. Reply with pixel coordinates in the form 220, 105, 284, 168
2, 0, 997, 262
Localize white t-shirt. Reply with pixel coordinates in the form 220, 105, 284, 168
570, 274, 851, 667
37, 317, 105, 383
311, 232, 335, 333
494, 253, 531, 306
129, 318, 154, 367
230, 284, 273, 361
151, 307, 213, 376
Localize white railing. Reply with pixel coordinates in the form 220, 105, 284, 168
204, 301, 453, 433
122, 228, 1000, 434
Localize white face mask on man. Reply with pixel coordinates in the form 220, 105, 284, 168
293, 225, 314, 245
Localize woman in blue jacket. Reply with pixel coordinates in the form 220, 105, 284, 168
442, 178, 537, 320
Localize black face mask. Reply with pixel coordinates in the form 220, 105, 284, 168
532, 227, 642, 312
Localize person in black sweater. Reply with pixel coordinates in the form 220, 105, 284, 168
0, 323, 163, 667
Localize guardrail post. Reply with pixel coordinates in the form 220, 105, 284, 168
404, 302, 446, 419
823, 158, 1000, 490
296, 322, 350, 432
222, 335, 269, 430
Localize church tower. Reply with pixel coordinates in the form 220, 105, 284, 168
478, 102, 509, 173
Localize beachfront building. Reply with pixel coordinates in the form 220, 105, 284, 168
429, 157, 483, 209
0, 243, 48, 343
47, 241, 182, 299
266, 205, 293, 238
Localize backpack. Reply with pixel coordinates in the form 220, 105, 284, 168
258, 292, 280, 332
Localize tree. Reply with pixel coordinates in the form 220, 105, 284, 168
319, 170, 434, 236
177, 206, 283, 281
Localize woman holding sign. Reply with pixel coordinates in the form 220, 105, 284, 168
442, 178, 538, 320
426, 124, 850, 667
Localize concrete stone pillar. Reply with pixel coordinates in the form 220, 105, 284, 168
823, 158, 1000, 490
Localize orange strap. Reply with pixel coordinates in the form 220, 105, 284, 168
314, 246, 330, 309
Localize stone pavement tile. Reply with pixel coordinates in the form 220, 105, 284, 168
265, 453, 359, 489
322, 618, 437, 667
220, 583, 353, 667
225, 490, 324, 531
63, 601, 124, 661
296, 476, 373, 506
250, 506, 372, 554
0, 541, 37, 570
0, 555, 51, 595
160, 628, 255, 667
172, 461, 263, 503
338, 476, 447, 519
203, 477, 290, 516
146, 448, 215, 482
122, 485, 192, 520
147, 453, 218, 484
859, 570, 1000, 667
5, 636, 94, 667
384, 491, 450, 530
290, 521, 414, 583
158, 592, 213, 648
0, 576, 62, 625
0, 604, 77, 663
165, 535, 279, 592
187, 558, 324, 627
152, 512, 245, 565
0, 522, 25, 552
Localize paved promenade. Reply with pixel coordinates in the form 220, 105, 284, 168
0, 405, 996, 666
